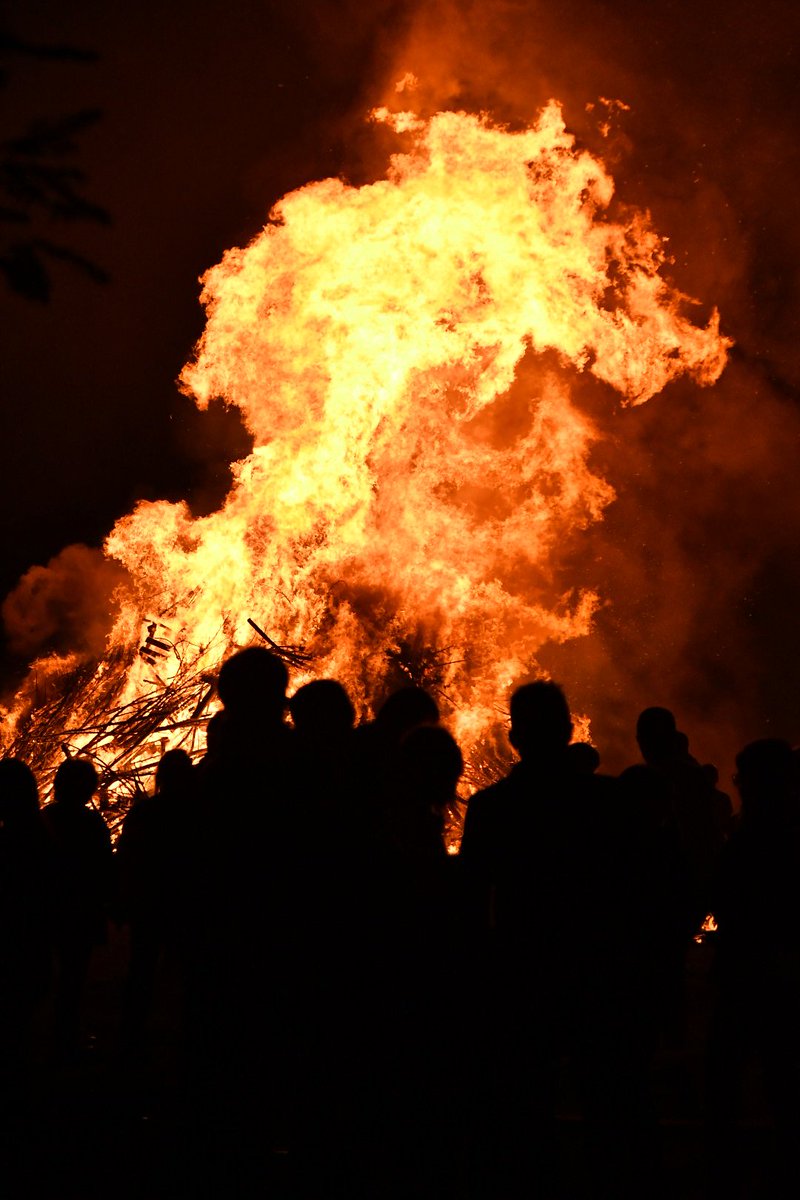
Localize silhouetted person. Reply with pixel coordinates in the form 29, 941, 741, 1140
616, 759, 697, 1165
287, 676, 362, 915
283, 676, 368, 1184
116, 747, 196, 1060
617, 760, 694, 1019
460, 681, 643, 1197
460, 682, 561, 1198
378, 723, 471, 1197
350, 684, 440, 841
289, 683, 447, 1195
189, 645, 297, 1165
0, 758, 53, 1107
636, 707, 722, 919
374, 723, 461, 862
43, 757, 113, 1065
289, 677, 356, 745
707, 738, 800, 1196
633, 705, 725, 1045
567, 740, 601, 774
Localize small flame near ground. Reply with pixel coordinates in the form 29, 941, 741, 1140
694, 912, 718, 944
1, 97, 730, 819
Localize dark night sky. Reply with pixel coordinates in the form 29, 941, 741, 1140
2, 0, 800, 776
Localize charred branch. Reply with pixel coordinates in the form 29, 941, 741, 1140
246, 617, 314, 668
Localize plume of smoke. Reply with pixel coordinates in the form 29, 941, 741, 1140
2, 543, 128, 660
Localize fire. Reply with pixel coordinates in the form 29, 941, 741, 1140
1, 99, 730, 810
694, 912, 719, 943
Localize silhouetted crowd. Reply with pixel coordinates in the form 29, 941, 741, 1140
2, 647, 800, 1198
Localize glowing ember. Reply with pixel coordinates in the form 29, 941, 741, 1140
1, 98, 730, 805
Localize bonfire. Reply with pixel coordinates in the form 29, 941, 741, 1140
1, 91, 730, 824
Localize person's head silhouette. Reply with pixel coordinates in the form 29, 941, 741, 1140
155, 747, 194, 793
53, 757, 98, 808
508, 680, 572, 761
0, 757, 40, 834
289, 679, 355, 743
217, 646, 289, 725
636, 706, 677, 767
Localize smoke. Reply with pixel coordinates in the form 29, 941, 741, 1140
2, 543, 128, 660
539, 360, 800, 777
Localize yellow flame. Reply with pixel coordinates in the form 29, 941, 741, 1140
2, 99, 730, 798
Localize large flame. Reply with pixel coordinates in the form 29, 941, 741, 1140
2, 99, 729, 804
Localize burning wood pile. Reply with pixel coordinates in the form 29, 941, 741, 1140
3, 648, 212, 837
1, 615, 316, 835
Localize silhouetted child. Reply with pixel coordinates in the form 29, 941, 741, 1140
43, 757, 113, 1065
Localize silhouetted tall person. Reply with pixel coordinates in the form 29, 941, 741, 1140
461, 681, 648, 1197
190, 645, 297, 1172
282, 677, 367, 1185
43, 757, 113, 1065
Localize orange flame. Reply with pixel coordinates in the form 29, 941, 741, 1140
2, 99, 730, 799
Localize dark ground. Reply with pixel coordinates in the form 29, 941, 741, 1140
0, 928, 779, 1199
